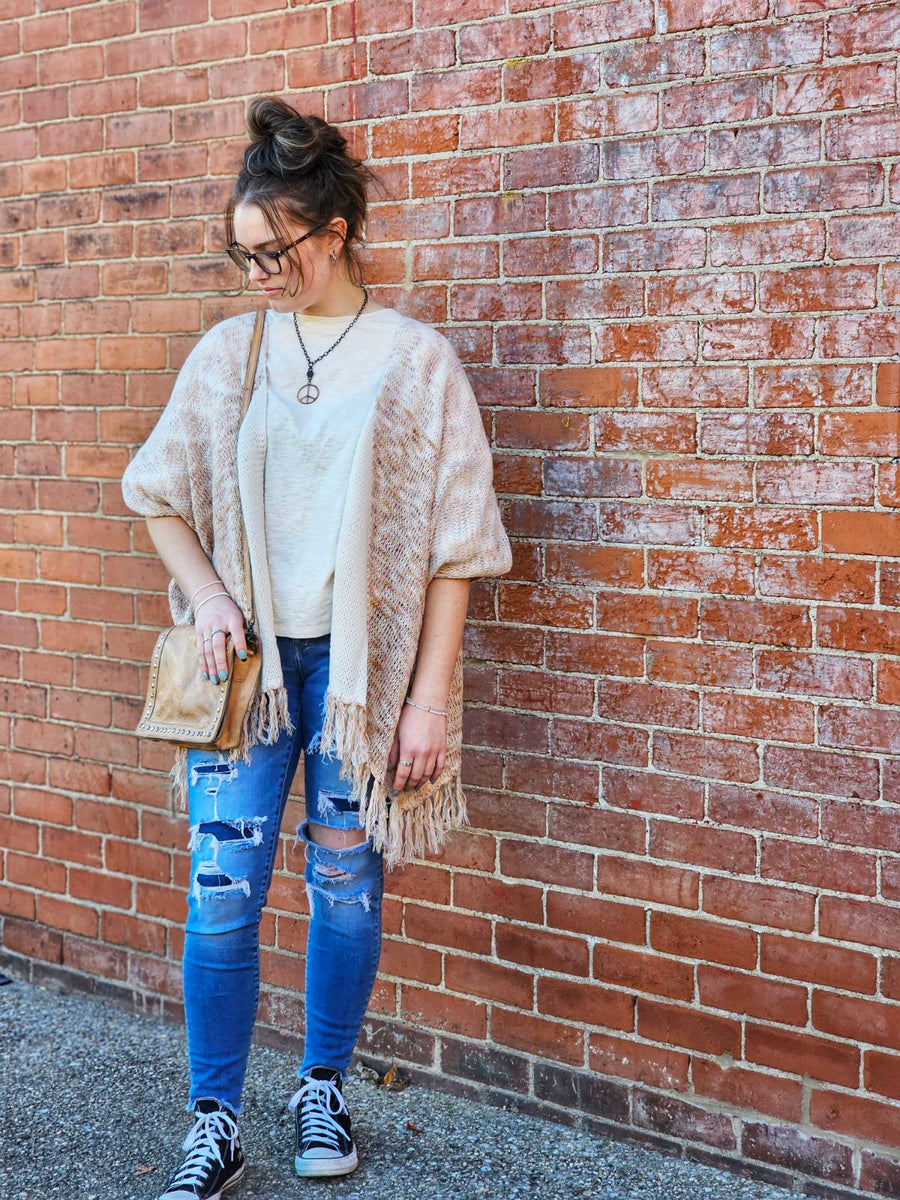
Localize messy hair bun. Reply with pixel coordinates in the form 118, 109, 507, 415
224, 96, 383, 297
244, 98, 344, 178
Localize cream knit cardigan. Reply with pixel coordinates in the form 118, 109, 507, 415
121, 309, 513, 870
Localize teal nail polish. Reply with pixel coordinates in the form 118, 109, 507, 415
237, 649, 247, 661
201, 671, 208, 681
219, 669, 227, 682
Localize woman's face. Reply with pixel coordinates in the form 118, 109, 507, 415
231, 202, 342, 312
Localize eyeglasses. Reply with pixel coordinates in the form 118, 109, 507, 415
226, 224, 327, 275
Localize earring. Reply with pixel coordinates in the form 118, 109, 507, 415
330, 250, 337, 266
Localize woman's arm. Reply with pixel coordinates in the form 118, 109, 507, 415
388, 576, 470, 792
145, 515, 248, 681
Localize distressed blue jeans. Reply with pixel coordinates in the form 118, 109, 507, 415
181, 632, 385, 1117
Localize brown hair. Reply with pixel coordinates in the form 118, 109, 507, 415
224, 96, 384, 298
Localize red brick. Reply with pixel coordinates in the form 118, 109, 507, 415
497, 923, 589, 977
648, 549, 755, 595
36, 894, 98, 937
864, 1051, 900, 1102
811, 1089, 900, 1149
589, 1029, 689, 1090
593, 943, 693, 1001
399, 984, 487, 1039
452, 872, 543, 924
4, 916, 64, 963
813, 990, 900, 1050
103, 910, 166, 955
820, 704, 900, 755
756, 650, 872, 701
703, 692, 815, 743
444, 955, 533, 1010
717, 774, 818, 832
638, 996, 741, 1056
548, 804, 646, 854
603, 767, 703, 819
701, 597, 812, 647
503, 752, 598, 802
698, 964, 808, 1025
649, 910, 757, 969
404, 904, 492, 956
770, 744, 880, 803
500, 839, 593, 890
537, 976, 634, 1030
647, 641, 753, 688
746, 1023, 859, 1088
547, 890, 645, 945
761, 837, 876, 896
741, 1120, 853, 1184
693, 1058, 803, 1123
491, 1006, 584, 1066
703, 875, 815, 934
69, 867, 132, 910
761, 932, 877, 991
595, 854, 699, 909
652, 816, 758, 873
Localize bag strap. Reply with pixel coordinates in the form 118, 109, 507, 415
238, 309, 266, 634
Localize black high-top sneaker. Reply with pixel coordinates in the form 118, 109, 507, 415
156, 1100, 246, 1200
289, 1066, 359, 1177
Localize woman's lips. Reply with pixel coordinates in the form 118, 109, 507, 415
263, 288, 282, 295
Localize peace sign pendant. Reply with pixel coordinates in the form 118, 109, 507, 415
296, 366, 319, 405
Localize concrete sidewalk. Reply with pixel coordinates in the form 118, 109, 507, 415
0, 974, 794, 1200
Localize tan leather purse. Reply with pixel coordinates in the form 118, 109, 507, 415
134, 310, 266, 750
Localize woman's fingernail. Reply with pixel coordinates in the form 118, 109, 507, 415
219, 669, 228, 682
201, 672, 208, 681
237, 649, 247, 661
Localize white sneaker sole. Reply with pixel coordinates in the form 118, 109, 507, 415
294, 1148, 359, 1177
159, 1161, 245, 1200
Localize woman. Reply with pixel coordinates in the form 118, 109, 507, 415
120, 96, 512, 1200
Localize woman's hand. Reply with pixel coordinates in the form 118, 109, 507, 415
195, 593, 249, 683
388, 703, 447, 793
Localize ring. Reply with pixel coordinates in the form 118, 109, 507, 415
400, 759, 413, 766
210, 627, 226, 637
203, 636, 212, 643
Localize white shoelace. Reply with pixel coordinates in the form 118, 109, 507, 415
167, 1109, 240, 1190
288, 1076, 349, 1152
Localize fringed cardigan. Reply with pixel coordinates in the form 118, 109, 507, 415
120, 308, 513, 870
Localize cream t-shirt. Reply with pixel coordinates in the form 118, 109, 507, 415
263, 304, 405, 637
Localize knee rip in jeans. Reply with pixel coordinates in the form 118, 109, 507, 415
304, 842, 373, 918
188, 811, 268, 905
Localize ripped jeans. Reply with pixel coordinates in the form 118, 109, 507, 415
181, 632, 385, 1117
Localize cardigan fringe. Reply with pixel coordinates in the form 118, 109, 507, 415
310, 690, 469, 872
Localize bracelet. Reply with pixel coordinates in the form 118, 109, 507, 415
194, 591, 230, 616
188, 579, 223, 607
405, 695, 448, 716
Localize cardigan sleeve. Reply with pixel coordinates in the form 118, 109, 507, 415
120, 336, 210, 527
427, 341, 513, 583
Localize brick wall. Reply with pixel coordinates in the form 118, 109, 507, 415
2, 1, 900, 1196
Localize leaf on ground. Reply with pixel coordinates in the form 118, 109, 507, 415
135, 1165, 157, 1175
405, 1120, 425, 1134
383, 1064, 410, 1091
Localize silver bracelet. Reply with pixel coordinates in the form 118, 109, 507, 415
188, 579, 223, 607
194, 591, 230, 616
404, 695, 448, 716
